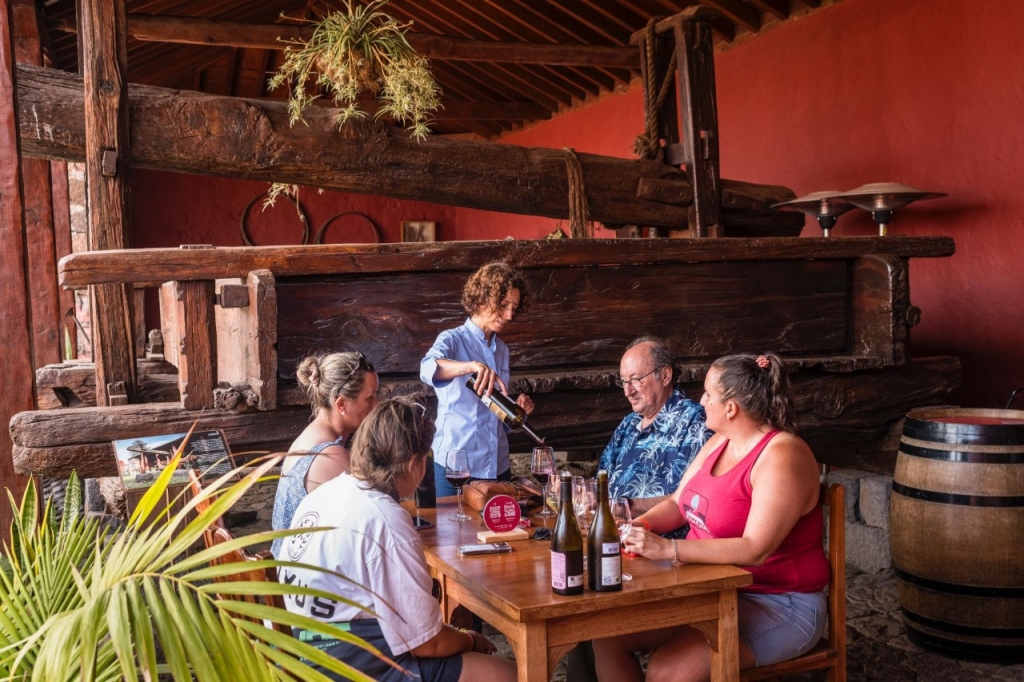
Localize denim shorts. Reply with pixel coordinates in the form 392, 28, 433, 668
297, 619, 463, 682
738, 591, 827, 667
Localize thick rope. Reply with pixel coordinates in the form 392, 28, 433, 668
633, 18, 677, 161
563, 148, 593, 239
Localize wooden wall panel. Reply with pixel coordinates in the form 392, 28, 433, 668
0, 0, 34, 538
276, 260, 848, 378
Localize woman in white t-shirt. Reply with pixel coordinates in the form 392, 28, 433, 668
279, 398, 516, 682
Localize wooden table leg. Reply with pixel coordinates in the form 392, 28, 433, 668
709, 588, 739, 682
509, 621, 549, 682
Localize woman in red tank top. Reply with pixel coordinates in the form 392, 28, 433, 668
592, 353, 828, 682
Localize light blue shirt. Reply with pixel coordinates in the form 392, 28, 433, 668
420, 318, 510, 479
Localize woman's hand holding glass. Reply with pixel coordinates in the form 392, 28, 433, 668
621, 522, 674, 563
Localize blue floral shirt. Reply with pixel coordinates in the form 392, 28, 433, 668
600, 389, 710, 502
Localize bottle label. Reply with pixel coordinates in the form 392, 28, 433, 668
481, 396, 510, 423
601, 554, 622, 586
602, 542, 619, 555
567, 573, 583, 588
551, 551, 567, 590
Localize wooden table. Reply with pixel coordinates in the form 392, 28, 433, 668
407, 498, 752, 682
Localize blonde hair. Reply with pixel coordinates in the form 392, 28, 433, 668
350, 398, 435, 497
296, 351, 375, 417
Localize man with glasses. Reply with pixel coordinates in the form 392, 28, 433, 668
602, 335, 710, 516
568, 335, 710, 682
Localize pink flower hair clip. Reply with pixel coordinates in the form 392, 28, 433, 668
756, 355, 770, 369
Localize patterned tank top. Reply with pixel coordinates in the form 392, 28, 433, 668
270, 436, 345, 557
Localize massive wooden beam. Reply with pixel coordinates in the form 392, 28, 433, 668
56, 237, 957, 289
110, 14, 641, 68
79, 0, 137, 406
16, 63, 802, 233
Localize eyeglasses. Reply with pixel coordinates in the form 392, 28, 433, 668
614, 369, 658, 390
354, 351, 375, 373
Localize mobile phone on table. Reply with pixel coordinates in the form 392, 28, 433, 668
412, 516, 433, 530
458, 542, 512, 556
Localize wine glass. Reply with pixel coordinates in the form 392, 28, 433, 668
573, 476, 596, 536
531, 446, 556, 518
611, 496, 633, 545
444, 450, 471, 522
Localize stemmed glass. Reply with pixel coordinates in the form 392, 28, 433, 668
610, 496, 635, 580
444, 450, 471, 522
531, 446, 556, 518
573, 476, 596, 559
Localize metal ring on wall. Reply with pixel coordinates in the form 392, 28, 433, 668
312, 211, 382, 244
239, 191, 310, 246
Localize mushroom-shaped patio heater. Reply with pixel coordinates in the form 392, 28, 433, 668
837, 183, 947, 236
772, 191, 856, 237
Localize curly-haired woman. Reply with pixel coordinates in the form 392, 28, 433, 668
420, 262, 535, 496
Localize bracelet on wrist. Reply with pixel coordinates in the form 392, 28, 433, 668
671, 539, 681, 567
458, 627, 475, 652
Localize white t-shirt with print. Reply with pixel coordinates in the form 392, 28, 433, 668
279, 473, 442, 655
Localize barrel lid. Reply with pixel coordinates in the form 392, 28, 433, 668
903, 407, 1024, 445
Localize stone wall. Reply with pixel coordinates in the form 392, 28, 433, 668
828, 467, 894, 574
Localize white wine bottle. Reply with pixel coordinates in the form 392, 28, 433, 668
587, 470, 622, 592
551, 472, 584, 596
466, 372, 545, 444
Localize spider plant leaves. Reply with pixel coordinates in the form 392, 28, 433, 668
1, 434, 390, 680
269, 0, 440, 139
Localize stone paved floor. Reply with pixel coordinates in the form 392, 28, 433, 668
229, 469, 1024, 681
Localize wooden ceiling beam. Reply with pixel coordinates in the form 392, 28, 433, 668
54, 13, 640, 68
746, 0, 790, 21
701, 0, 761, 33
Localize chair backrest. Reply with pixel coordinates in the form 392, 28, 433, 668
822, 483, 846, 665
188, 469, 227, 550
208, 525, 292, 635
741, 482, 846, 682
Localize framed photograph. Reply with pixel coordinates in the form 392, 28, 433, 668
113, 429, 235, 492
402, 220, 436, 243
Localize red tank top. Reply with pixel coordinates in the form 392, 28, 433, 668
679, 431, 829, 594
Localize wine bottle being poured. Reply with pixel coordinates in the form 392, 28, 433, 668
467, 371, 545, 444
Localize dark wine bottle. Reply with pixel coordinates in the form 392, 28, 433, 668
414, 450, 436, 508
551, 472, 584, 596
466, 372, 545, 444
587, 470, 622, 592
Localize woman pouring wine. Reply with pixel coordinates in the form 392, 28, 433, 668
420, 261, 536, 497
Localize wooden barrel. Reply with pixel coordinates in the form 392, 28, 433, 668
891, 407, 1024, 663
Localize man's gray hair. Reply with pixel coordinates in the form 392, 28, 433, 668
626, 335, 673, 374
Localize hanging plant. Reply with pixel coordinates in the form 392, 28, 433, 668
268, 0, 442, 141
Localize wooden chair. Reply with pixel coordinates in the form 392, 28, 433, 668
741, 483, 846, 682
188, 470, 291, 636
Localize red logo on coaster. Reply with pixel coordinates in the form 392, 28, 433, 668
483, 494, 521, 533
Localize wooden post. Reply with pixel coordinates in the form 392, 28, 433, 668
631, 8, 723, 238
78, 0, 137, 405
0, 0, 34, 540
12, 0, 61, 369
176, 280, 217, 411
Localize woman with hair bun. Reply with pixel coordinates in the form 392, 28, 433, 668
270, 351, 378, 557
593, 353, 829, 682
279, 398, 516, 682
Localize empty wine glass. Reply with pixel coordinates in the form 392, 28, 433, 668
444, 450, 471, 522
531, 446, 556, 518
573, 476, 597, 536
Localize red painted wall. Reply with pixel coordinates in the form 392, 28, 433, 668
454, 0, 1024, 409
131, 0, 1024, 407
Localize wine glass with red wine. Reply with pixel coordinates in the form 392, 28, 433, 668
445, 450, 471, 522
531, 446, 556, 518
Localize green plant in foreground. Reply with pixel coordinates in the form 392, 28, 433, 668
0, 437, 395, 681
268, 0, 441, 140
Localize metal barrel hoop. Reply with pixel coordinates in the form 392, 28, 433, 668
239, 191, 310, 246
312, 211, 382, 244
